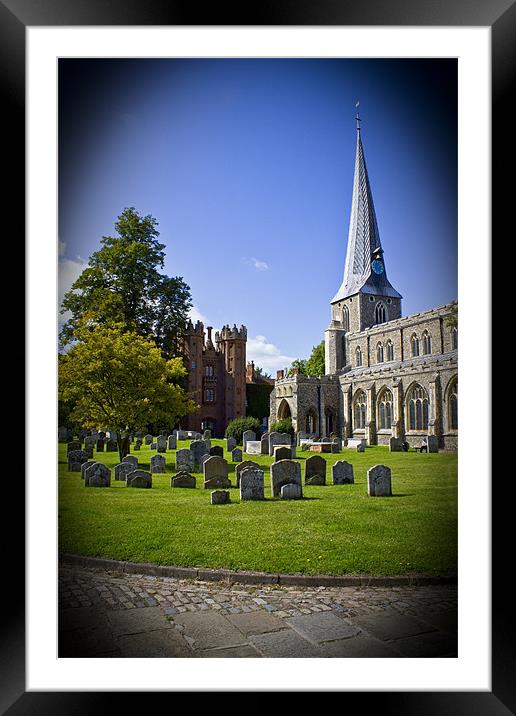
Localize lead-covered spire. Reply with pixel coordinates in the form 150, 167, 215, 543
331, 123, 401, 303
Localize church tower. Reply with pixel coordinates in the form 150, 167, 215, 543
325, 112, 402, 374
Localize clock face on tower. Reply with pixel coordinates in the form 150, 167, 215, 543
371, 258, 384, 275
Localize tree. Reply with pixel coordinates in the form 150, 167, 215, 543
287, 358, 307, 377
444, 302, 458, 329
253, 365, 272, 380
58, 321, 198, 462
224, 417, 262, 446
305, 341, 325, 376
60, 207, 192, 358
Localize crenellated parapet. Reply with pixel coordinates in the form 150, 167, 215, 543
215, 324, 247, 342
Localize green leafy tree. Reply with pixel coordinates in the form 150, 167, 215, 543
253, 365, 272, 380
305, 341, 325, 376
287, 358, 307, 377
60, 207, 192, 357
444, 302, 458, 329
224, 416, 262, 446
58, 321, 198, 461
269, 417, 294, 437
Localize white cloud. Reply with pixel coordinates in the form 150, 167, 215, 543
246, 334, 295, 374
58, 239, 66, 257
58, 256, 87, 320
188, 305, 209, 325
243, 256, 269, 271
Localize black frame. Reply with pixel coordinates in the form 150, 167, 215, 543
7, 0, 512, 711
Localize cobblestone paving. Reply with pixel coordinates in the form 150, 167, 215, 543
59, 563, 458, 658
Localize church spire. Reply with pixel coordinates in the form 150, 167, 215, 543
331, 117, 401, 304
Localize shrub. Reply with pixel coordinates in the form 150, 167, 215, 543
269, 418, 294, 436
225, 416, 262, 446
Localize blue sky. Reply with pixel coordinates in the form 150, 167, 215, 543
58, 58, 457, 374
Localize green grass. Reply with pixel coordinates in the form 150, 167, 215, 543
58, 440, 457, 577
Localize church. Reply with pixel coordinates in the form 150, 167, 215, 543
269, 121, 458, 450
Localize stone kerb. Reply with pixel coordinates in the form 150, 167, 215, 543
84, 462, 111, 487
127, 470, 152, 488
367, 465, 392, 497
239, 467, 265, 501
235, 460, 260, 487
203, 456, 231, 489
305, 454, 326, 486
332, 461, 354, 485
245, 441, 261, 455
150, 454, 166, 474
176, 449, 194, 473
270, 460, 302, 498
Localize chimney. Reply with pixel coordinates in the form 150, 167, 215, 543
276, 369, 284, 380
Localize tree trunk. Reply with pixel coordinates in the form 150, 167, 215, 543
118, 433, 131, 463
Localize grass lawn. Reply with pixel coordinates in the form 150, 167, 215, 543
58, 440, 457, 577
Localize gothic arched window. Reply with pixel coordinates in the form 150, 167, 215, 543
422, 331, 432, 355
411, 334, 420, 357
305, 408, 317, 434
448, 378, 458, 430
407, 384, 429, 431
353, 390, 367, 430
342, 305, 350, 331
376, 342, 384, 363
378, 389, 393, 429
451, 327, 458, 350
355, 346, 362, 367
375, 302, 386, 324
386, 340, 394, 361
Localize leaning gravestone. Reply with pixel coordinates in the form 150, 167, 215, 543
367, 465, 392, 497
242, 430, 256, 451
157, 435, 168, 453
167, 434, 177, 450
280, 483, 302, 500
144, 434, 153, 445
209, 445, 224, 458
240, 467, 265, 501
150, 454, 166, 474
235, 460, 260, 487
127, 470, 152, 489
190, 440, 209, 467
80, 460, 96, 480
114, 462, 137, 481
84, 462, 111, 487
211, 490, 230, 505
273, 445, 292, 462
231, 448, 243, 462
270, 460, 302, 498
226, 436, 237, 452
176, 449, 194, 473
305, 454, 326, 485
171, 471, 196, 488
122, 455, 138, 467
67, 450, 88, 472
67, 441, 81, 455
203, 456, 231, 489
332, 461, 354, 485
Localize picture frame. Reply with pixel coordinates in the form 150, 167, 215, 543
8, 0, 510, 710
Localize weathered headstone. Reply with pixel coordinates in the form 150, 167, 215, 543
332, 461, 354, 485
203, 429, 212, 440
389, 437, 403, 452
268, 431, 290, 456
211, 490, 230, 505
157, 435, 168, 453
144, 434, 153, 445
280, 483, 302, 500
203, 456, 231, 489
80, 460, 96, 480
270, 460, 302, 498
122, 455, 138, 467
240, 467, 265, 501
331, 438, 341, 453
242, 430, 256, 451
127, 470, 152, 488
150, 454, 166, 473
84, 462, 111, 487
305, 454, 326, 485
176, 449, 194, 472
171, 471, 196, 488
96, 438, 105, 452
273, 445, 292, 462
226, 436, 237, 452
231, 448, 243, 462
367, 465, 392, 497
133, 441, 142, 451
356, 443, 365, 453
260, 435, 269, 455
67, 450, 88, 472
84, 436, 97, 449
114, 462, 137, 481
167, 434, 177, 450
199, 453, 210, 469
84, 444, 94, 459
150, 442, 157, 450
106, 439, 118, 452
209, 445, 224, 458
58, 426, 69, 443
235, 460, 260, 487
66, 441, 81, 455
426, 435, 439, 453
189, 440, 209, 467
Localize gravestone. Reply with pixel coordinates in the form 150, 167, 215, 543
242, 430, 256, 451
305, 454, 326, 485
199, 453, 210, 469
347, 438, 366, 449
133, 441, 142, 451
106, 439, 118, 452
171, 471, 196, 488
239, 467, 265, 501
176, 448, 194, 473
245, 441, 261, 455
280, 483, 302, 500
331, 438, 341, 453
190, 440, 209, 467
426, 435, 439, 453
269, 431, 290, 456
235, 460, 260, 487
367, 465, 392, 497
122, 455, 138, 467
84, 445, 94, 459
273, 445, 292, 462
84, 436, 96, 449
150, 443, 157, 450
226, 436, 237, 452
80, 460, 95, 480
209, 445, 224, 458
356, 443, 365, 453
203, 456, 231, 489
211, 490, 230, 505
67, 450, 88, 472
96, 439, 105, 452
84, 462, 111, 487
167, 434, 177, 450
144, 434, 153, 445
127, 470, 152, 489
67, 441, 81, 455
203, 429, 212, 440
231, 448, 242, 463
296, 431, 308, 445
58, 426, 69, 443
114, 462, 137, 481
150, 454, 166, 474
260, 435, 269, 455
270, 460, 302, 498
157, 435, 168, 453
98, 431, 106, 440
389, 437, 404, 452
332, 461, 354, 485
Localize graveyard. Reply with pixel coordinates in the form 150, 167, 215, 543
59, 436, 457, 578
